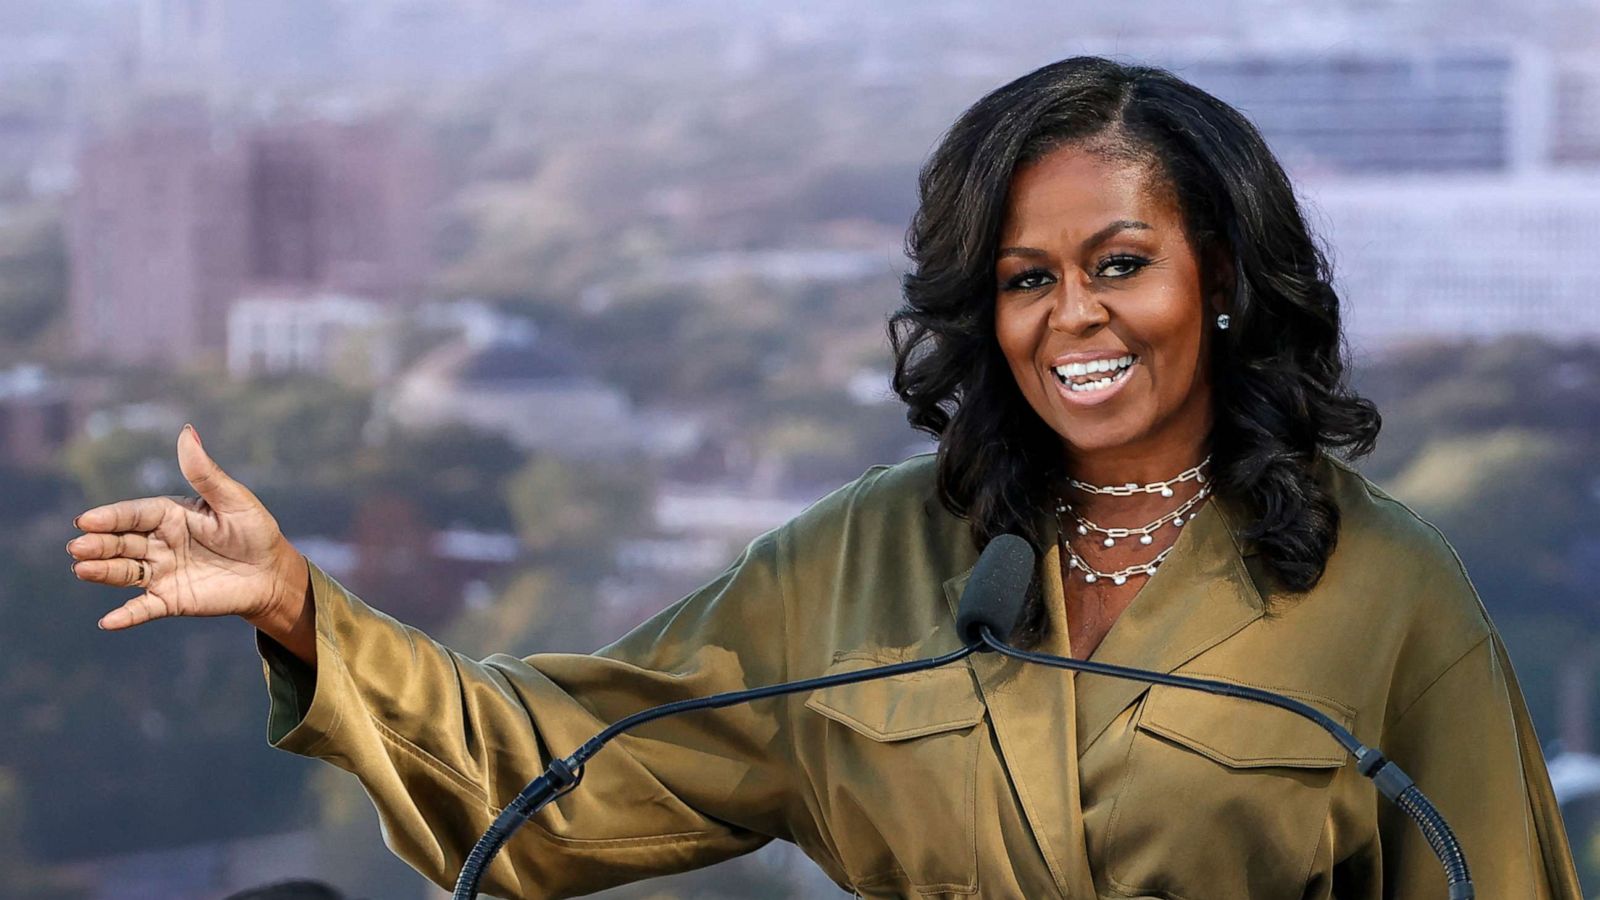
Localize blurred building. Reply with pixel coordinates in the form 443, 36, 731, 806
1163, 46, 1544, 175
1552, 55, 1600, 166
226, 291, 401, 384
1309, 175, 1600, 349
244, 118, 436, 302
0, 364, 72, 469
68, 101, 437, 370
67, 99, 248, 368
385, 333, 646, 460
1113, 44, 1600, 349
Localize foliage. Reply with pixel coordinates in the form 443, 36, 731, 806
0, 204, 66, 350
58, 428, 179, 506
505, 454, 653, 571
1353, 339, 1600, 626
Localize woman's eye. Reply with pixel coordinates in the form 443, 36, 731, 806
1002, 268, 1054, 292
1097, 254, 1150, 278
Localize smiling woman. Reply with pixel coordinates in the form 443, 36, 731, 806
891, 56, 1380, 650
993, 154, 1215, 467
989, 147, 1221, 657
70, 55, 1581, 900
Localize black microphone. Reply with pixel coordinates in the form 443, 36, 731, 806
963, 535, 1475, 899
955, 533, 1033, 647
451, 535, 1035, 900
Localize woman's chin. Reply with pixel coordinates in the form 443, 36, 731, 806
1052, 410, 1153, 457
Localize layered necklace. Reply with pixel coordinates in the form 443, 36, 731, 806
1053, 454, 1213, 586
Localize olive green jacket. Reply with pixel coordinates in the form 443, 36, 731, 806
259, 452, 1581, 899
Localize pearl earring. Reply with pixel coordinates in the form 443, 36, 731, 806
1216, 313, 1231, 330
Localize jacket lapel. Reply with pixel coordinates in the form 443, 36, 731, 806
943, 510, 1097, 900
940, 488, 1267, 898
1070, 489, 1267, 755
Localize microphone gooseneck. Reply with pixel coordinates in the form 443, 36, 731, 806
972, 625, 1475, 899
453, 537, 1032, 899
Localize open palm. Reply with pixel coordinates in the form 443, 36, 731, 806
69, 425, 306, 632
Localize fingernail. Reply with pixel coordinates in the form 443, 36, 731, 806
73, 514, 81, 529
70, 563, 78, 576
186, 423, 202, 448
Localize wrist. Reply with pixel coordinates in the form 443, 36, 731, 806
251, 547, 316, 666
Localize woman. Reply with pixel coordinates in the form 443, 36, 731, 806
69, 57, 1579, 898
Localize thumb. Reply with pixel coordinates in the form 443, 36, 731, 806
176, 424, 255, 513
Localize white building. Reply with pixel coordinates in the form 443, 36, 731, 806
225, 291, 400, 383
1304, 174, 1600, 350
385, 332, 646, 459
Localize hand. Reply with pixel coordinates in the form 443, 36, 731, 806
69, 424, 312, 652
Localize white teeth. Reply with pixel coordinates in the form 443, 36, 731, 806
1054, 354, 1136, 381
1062, 358, 1139, 390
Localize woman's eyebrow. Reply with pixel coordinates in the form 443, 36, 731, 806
998, 219, 1153, 260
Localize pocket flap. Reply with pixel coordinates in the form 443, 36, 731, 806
1135, 681, 1353, 769
805, 653, 985, 742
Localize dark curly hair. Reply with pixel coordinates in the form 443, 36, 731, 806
888, 56, 1381, 644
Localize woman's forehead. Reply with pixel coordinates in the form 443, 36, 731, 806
1000, 146, 1179, 242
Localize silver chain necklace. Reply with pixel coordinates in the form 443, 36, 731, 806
1054, 454, 1213, 586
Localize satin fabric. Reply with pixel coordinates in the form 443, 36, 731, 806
258, 452, 1581, 898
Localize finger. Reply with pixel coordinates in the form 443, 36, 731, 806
71, 557, 151, 589
175, 424, 260, 514
67, 531, 152, 561
99, 593, 169, 631
73, 496, 178, 535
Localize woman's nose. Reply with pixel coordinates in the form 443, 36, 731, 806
1047, 280, 1110, 334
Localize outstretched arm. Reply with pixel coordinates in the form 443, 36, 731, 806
258, 532, 798, 898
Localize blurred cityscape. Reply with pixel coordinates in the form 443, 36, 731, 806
2, 0, 1600, 897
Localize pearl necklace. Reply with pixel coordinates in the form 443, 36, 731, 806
1053, 455, 1213, 586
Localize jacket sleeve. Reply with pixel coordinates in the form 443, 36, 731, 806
1375, 630, 1583, 899
255, 529, 798, 899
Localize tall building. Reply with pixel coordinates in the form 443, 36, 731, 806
1153, 46, 1545, 175
1553, 56, 1600, 167
1307, 175, 1600, 349
1114, 43, 1600, 348
68, 103, 437, 369
67, 99, 247, 368
245, 119, 436, 302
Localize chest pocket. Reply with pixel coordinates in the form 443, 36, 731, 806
1104, 680, 1353, 900
802, 651, 985, 897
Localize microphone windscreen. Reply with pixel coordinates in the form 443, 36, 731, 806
955, 534, 1035, 645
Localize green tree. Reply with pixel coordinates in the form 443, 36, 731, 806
505, 454, 653, 573
0, 204, 66, 350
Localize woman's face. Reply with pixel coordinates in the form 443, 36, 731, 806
993, 144, 1219, 470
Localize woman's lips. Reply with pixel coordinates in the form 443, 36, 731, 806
1051, 359, 1137, 407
